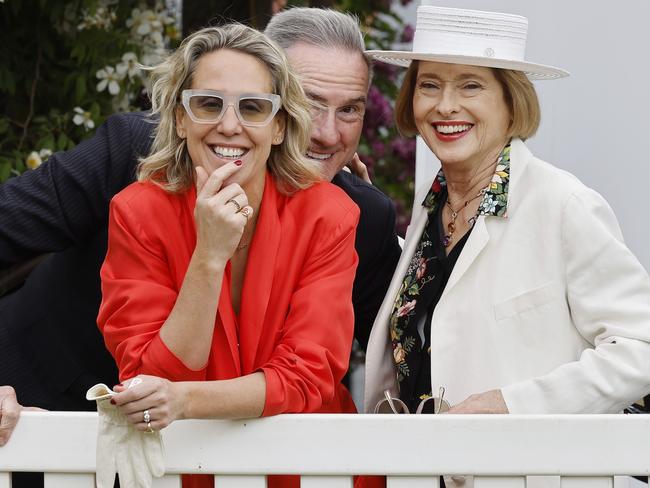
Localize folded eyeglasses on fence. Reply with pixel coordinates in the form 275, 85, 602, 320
374, 387, 450, 414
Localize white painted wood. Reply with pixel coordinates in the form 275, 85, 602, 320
475, 476, 525, 488
387, 475, 441, 488
302, 476, 353, 488
216, 475, 267, 488
153, 474, 183, 487
561, 477, 613, 488
44, 472, 95, 488
527, 476, 560, 488
0, 472, 10, 488
1, 412, 650, 481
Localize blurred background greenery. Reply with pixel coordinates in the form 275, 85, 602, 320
0, 0, 415, 233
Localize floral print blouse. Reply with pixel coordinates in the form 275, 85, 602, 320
389, 143, 512, 410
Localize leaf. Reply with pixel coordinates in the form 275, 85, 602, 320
75, 74, 87, 102
57, 133, 69, 150
0, 161, 12, 183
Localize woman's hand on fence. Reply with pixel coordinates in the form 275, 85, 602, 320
447, 389, 509, 414
112, 375, 187, 432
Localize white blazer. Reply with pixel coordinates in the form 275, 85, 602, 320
364, 138, 650, 414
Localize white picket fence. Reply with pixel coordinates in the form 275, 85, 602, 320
1, 412, 649, 488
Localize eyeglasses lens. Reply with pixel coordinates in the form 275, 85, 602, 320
189, 95, 273, 124
238, 97, 274, 123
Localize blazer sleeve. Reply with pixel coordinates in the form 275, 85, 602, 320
501, 187, 650, 413
260, 203, 360, 416
98, 192, 207, 382
0, 112, 151, 267
352, 192, 401, 351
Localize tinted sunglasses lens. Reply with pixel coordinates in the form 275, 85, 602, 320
189, 95, 224, 121
238, 97, 274, 124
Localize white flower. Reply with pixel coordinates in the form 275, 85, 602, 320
127, 8, 162, 37
116, 52, 140, 79
26, 151, 42, 170
72, 107, 95, 131
38, 148, 53, 161
96, 66, 124, 95
77, 6, 117, 31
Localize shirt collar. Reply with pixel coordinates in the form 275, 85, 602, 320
422, 143, 511, 219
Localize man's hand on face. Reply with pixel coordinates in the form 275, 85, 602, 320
0, 386, 21, 446
344, 152, 372, 184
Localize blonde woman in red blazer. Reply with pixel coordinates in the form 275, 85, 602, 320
97, 24, 360, 488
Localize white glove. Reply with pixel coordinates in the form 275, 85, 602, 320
87, 382, 165, 488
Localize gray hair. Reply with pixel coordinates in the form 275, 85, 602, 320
264, 7, 372, 81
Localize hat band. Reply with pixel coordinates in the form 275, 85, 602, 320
412, 29, 526, 62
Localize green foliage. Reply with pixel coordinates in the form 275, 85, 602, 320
0, 0, 179, 179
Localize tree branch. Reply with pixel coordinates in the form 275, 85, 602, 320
18, 31, 42, 151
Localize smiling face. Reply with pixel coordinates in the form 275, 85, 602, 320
176, 49, 285, 192
413, 61, 511, 172
285, 43, 369, 181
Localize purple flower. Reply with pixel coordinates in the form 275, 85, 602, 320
374, 62, 398, 82
371, 140, 385, 158
391, 137, 416, 162
401, 24, 415, 43
366, 86, 393, 125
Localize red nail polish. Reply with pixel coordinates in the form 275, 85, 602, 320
110, 399, 116, 405
234, 159, 242, 166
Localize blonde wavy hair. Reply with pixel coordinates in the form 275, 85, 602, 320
138, 23, 318, 194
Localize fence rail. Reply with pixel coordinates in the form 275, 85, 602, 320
1, 412, 649, 487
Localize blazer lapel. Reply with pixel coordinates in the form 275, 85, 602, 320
238, 173, 280, 373
441, 215, 490, 298
364, 201, 429, 411
216, 271, 242, 376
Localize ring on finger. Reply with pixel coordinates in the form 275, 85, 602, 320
143, 409, 151, 424
226, 198, 241, 212
145, 421, 154, 434
239, 207, 252, 219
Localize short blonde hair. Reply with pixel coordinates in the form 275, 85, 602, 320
138, 24, 318, 194
395, 61, 541, 140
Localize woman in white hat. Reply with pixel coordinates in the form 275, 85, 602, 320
364, 6, 650, 416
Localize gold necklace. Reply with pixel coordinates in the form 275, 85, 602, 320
441, 146, 506, 247
442, 189, 485, 247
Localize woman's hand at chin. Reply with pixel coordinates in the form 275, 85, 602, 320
193, 162, 254, 268
113, 375, 188, 431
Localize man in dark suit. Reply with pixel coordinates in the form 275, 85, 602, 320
0, 8, 401, 437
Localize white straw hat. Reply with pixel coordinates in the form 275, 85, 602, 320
367, 6, 569, 80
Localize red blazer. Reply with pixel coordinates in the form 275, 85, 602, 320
98, 171, 359, 416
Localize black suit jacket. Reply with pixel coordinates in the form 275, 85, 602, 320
0, 111, 400, 409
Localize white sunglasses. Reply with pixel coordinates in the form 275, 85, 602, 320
181, 89, 282, 127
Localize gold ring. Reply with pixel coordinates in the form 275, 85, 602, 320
226, 198, 241, 212
143, 409, 151, 423
145, 421, 154, 434
239, 207, 251, 219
